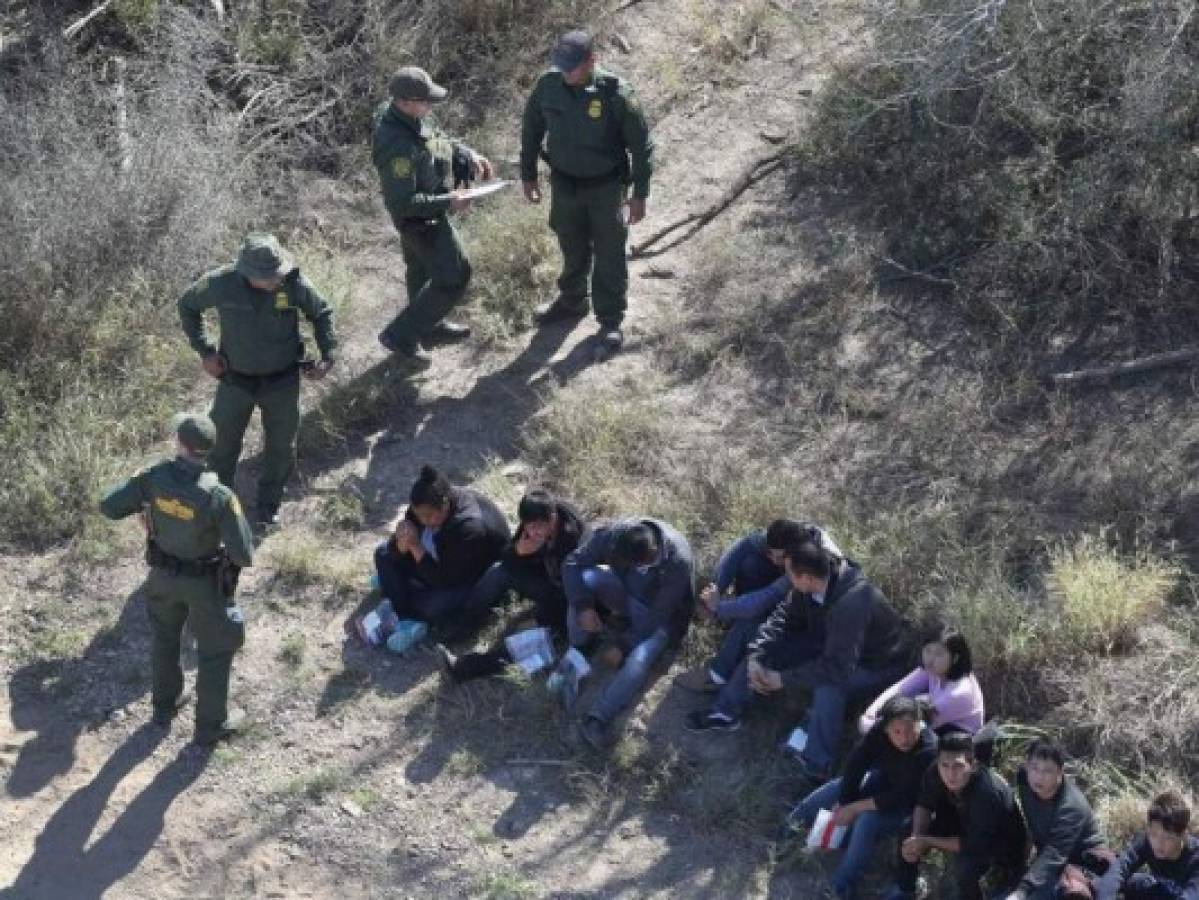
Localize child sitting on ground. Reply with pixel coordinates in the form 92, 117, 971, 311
1096, 790, 1199, 900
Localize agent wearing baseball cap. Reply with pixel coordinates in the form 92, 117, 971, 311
521, 31, 655, 355
372, 66, 494, 360
99, 413, 255, 746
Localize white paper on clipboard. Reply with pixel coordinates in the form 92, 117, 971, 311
457, 180, 514, 200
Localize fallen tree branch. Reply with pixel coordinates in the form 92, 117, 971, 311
1050, 348, 1199, 387
878, 255, 958, 289
630, 148, 789, 259
506, 758, 572, 767
63, 0, 114, 40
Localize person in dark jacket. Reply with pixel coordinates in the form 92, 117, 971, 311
1006, 739, 1114, 900
373, 465, 510, 624
883, 730, 1027, 900
675, 519, 841, 694
436, 489, 590, 682
1096, 790, 1199, 900
685, 540, 907, 783
561, 518, 694, 748
786, 696, 937, 900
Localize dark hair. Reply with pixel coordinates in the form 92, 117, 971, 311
409, 465, 452, 509
876, 695, 929, 730
784, 540, 832, 579
1025, 738, 1066, 769
936, 730, 977, 761
922, 624, 974, 681
517, 489, 556, 524
612, 523, 659, 567
766, 518, 807, 550
1148, 790, 1191, 835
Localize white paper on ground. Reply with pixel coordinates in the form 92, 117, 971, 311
457, 180, 513, 200
805, 808, 847, 850
505, 627, 555, 675
786, 726, 808, 753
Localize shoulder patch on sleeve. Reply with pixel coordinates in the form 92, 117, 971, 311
392, 156, 413, 178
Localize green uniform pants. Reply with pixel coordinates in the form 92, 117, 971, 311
381, 217, 472, 347
208, 369, 301, 513
549, 173, 629, 328
143, 567, 245, 740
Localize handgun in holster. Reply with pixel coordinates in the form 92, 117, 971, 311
217, 549, 242, 599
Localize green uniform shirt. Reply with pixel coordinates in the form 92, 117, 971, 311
372, 103, 473, 229
520, 67, 654, 199
178, 265, 337, 375
99, 457, 254, 566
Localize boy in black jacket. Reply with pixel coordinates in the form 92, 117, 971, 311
1096, 790, 1199, 900
437, 489, 589, 681
1006, 739, 1114, 900
686, 540, 906, 782
884, 731, 1027, 900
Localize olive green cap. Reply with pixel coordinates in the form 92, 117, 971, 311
389, 66, 448, 102
173, 412, 217, 455
552, 30, 594, 71
235, 233, 295, 281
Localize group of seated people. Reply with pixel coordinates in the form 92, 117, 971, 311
371, 466, 1198, 900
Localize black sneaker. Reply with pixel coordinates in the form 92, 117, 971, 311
151, 689, 193, 727
421, 321, 471, 348
684, 709, 740, 732
578, 716, 609, 750
193, 708, 246, 748
596, 326, 624, 357
434, 643, 461, 687
379, 330, 431, 362
535, 297, 589, 324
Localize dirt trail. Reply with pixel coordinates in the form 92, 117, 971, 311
1, 2, 852, 897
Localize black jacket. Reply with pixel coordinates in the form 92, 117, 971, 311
1016, 767, 1106, 899
501, 500, 589, 588
562, 517, 695, 644
917, 764, 1028, 865
403, 487, 511, 589
839, 722, 937, 815
749, 560, 905, 687
1096, 832, 1199, 900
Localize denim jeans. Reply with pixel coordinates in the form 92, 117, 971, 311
709, 616, 766, 682
373, 541, 472, 623
726, 543, 782, 596
790, 773, 909, 898
568, 566, 672, 725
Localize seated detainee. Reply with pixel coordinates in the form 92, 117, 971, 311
436, 489, 589, 682
1095, 790, 1199, 900
883, 731, 1027, 900
685, 541, 907, 784
786, 696, 937, 900
373, 465, 511, 624
1006, 738, 1115, 900
675, 518, 841, 694
860, 624, 985, 737
562, 518, 695, 749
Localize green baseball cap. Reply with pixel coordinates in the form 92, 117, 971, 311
552, 30, 594, 71
389, 66, 448, 102
173, 412, 217, 455
235, 233, 295, 281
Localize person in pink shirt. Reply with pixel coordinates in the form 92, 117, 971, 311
859, 625, 984, 737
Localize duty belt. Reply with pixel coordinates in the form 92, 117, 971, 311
549, 166, 622, 187
222, 363, 299, 395
146, 541, 222, 577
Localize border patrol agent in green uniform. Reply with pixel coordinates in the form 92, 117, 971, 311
373, 66, 494, 359
178, 233, 337, 526
99, 413, 255, 746
521, 30, 654, 354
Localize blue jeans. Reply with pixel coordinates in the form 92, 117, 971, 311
709, 616, 766, 682
373, 541, 472, 623
790, 773, 909, 898
568, 566, 672, 726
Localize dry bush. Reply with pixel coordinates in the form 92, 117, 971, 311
800, 0, 1199, 358
1047, 535, 1178, 655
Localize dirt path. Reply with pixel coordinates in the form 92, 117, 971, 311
1, 3, 854, 897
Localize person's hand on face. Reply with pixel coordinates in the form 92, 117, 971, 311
394, 519, 418, 553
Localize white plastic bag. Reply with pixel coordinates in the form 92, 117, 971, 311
805, 808, 847, 850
